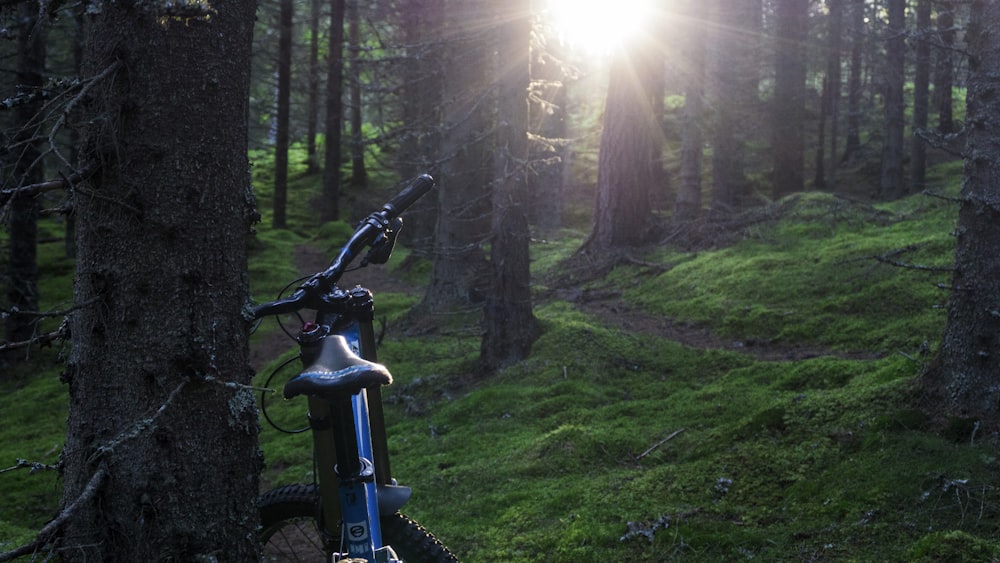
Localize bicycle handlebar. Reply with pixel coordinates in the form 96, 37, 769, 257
251, 174, 435, 319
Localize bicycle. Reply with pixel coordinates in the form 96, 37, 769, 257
251, 174, 458, 562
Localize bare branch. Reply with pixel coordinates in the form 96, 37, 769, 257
872, 243, 954, 273
0, 465, 107, 563
0, 166, 94, 205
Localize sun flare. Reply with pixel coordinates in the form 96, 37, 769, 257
545, 0, 656, 54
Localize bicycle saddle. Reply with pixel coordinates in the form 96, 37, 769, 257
283, 335, 392, 399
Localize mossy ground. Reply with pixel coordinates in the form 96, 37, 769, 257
3, 151, 997, 561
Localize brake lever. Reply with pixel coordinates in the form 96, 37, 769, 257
362, 216, 403, 266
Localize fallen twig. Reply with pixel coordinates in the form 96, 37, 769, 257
636, 428, 685, 460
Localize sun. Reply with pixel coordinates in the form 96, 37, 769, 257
544, 0, 656, 54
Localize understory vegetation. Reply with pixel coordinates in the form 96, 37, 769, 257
3, 155, 999, 561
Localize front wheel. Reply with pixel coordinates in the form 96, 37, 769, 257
260, 484, 458, 562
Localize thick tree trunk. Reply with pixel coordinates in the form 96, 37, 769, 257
772, 0, 808, 198
480, 1, 538, 370
61, 3, 260, 559
879, 0, 906, 199
588, 37, 663, 248
928, 0, 1000, 427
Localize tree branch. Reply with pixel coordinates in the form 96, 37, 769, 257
0, 465, 107, 563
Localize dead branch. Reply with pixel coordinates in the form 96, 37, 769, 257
0, 166, 94, 205
873, 243, 954, 273
0, 319, 68, 354
0, 465, 107, 563
635, 428, 685, 460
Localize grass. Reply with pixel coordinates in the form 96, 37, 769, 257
4, 148, 999, 561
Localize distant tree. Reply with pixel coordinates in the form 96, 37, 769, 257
815, 0, 843, 189
4, 0, 45, 346
842, 0, 865, 163
59, 2, 260, 559
347, 0, 367, 188
879, 0, 906, 199
321, 0, 346, 221
273, 0, 293, 229
674, 0, 706, 221
586, 29, 664, 248
910, 0, 931, 192
709, 0, 760, 213
306, 0, 322, 174
933, 0, 956, 135
771, 0, 808, 198
480, 0, 538, 370
926, 0, 1000, 427
420, 0, 492, 312
528, 22, 569, 235
395, 0, 443, 248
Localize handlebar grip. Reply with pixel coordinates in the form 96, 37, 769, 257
383, 174, 435, 216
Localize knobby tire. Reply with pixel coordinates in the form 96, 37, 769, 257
260, 483, 459, 563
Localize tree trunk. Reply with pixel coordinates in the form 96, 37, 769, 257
933, 1, 956, 135
396, 0, 444, 248
321, 0, 346, 222
843, 0, 865, 163
274, 0, 293, 229
825, 0, 843, 189
587, 38, 663, 248
60, 3, 260, 559
4, 1, 45, 347
928, 0, 1000, 427
772, 0, 808, 199
675, 0, 706, 221
709, 0, 760, 214
879, 0, 906, 199
480, 0, 538, 370
348, 0, 367, 188
306, 0, 322, 174
528, 24, 568, 234
419, 0, 492, 313
911, 0, 931, 192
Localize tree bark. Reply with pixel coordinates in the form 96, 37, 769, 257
61, 2, 260, 559
927, 0, 1000, 428
879, 0, 906, 199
